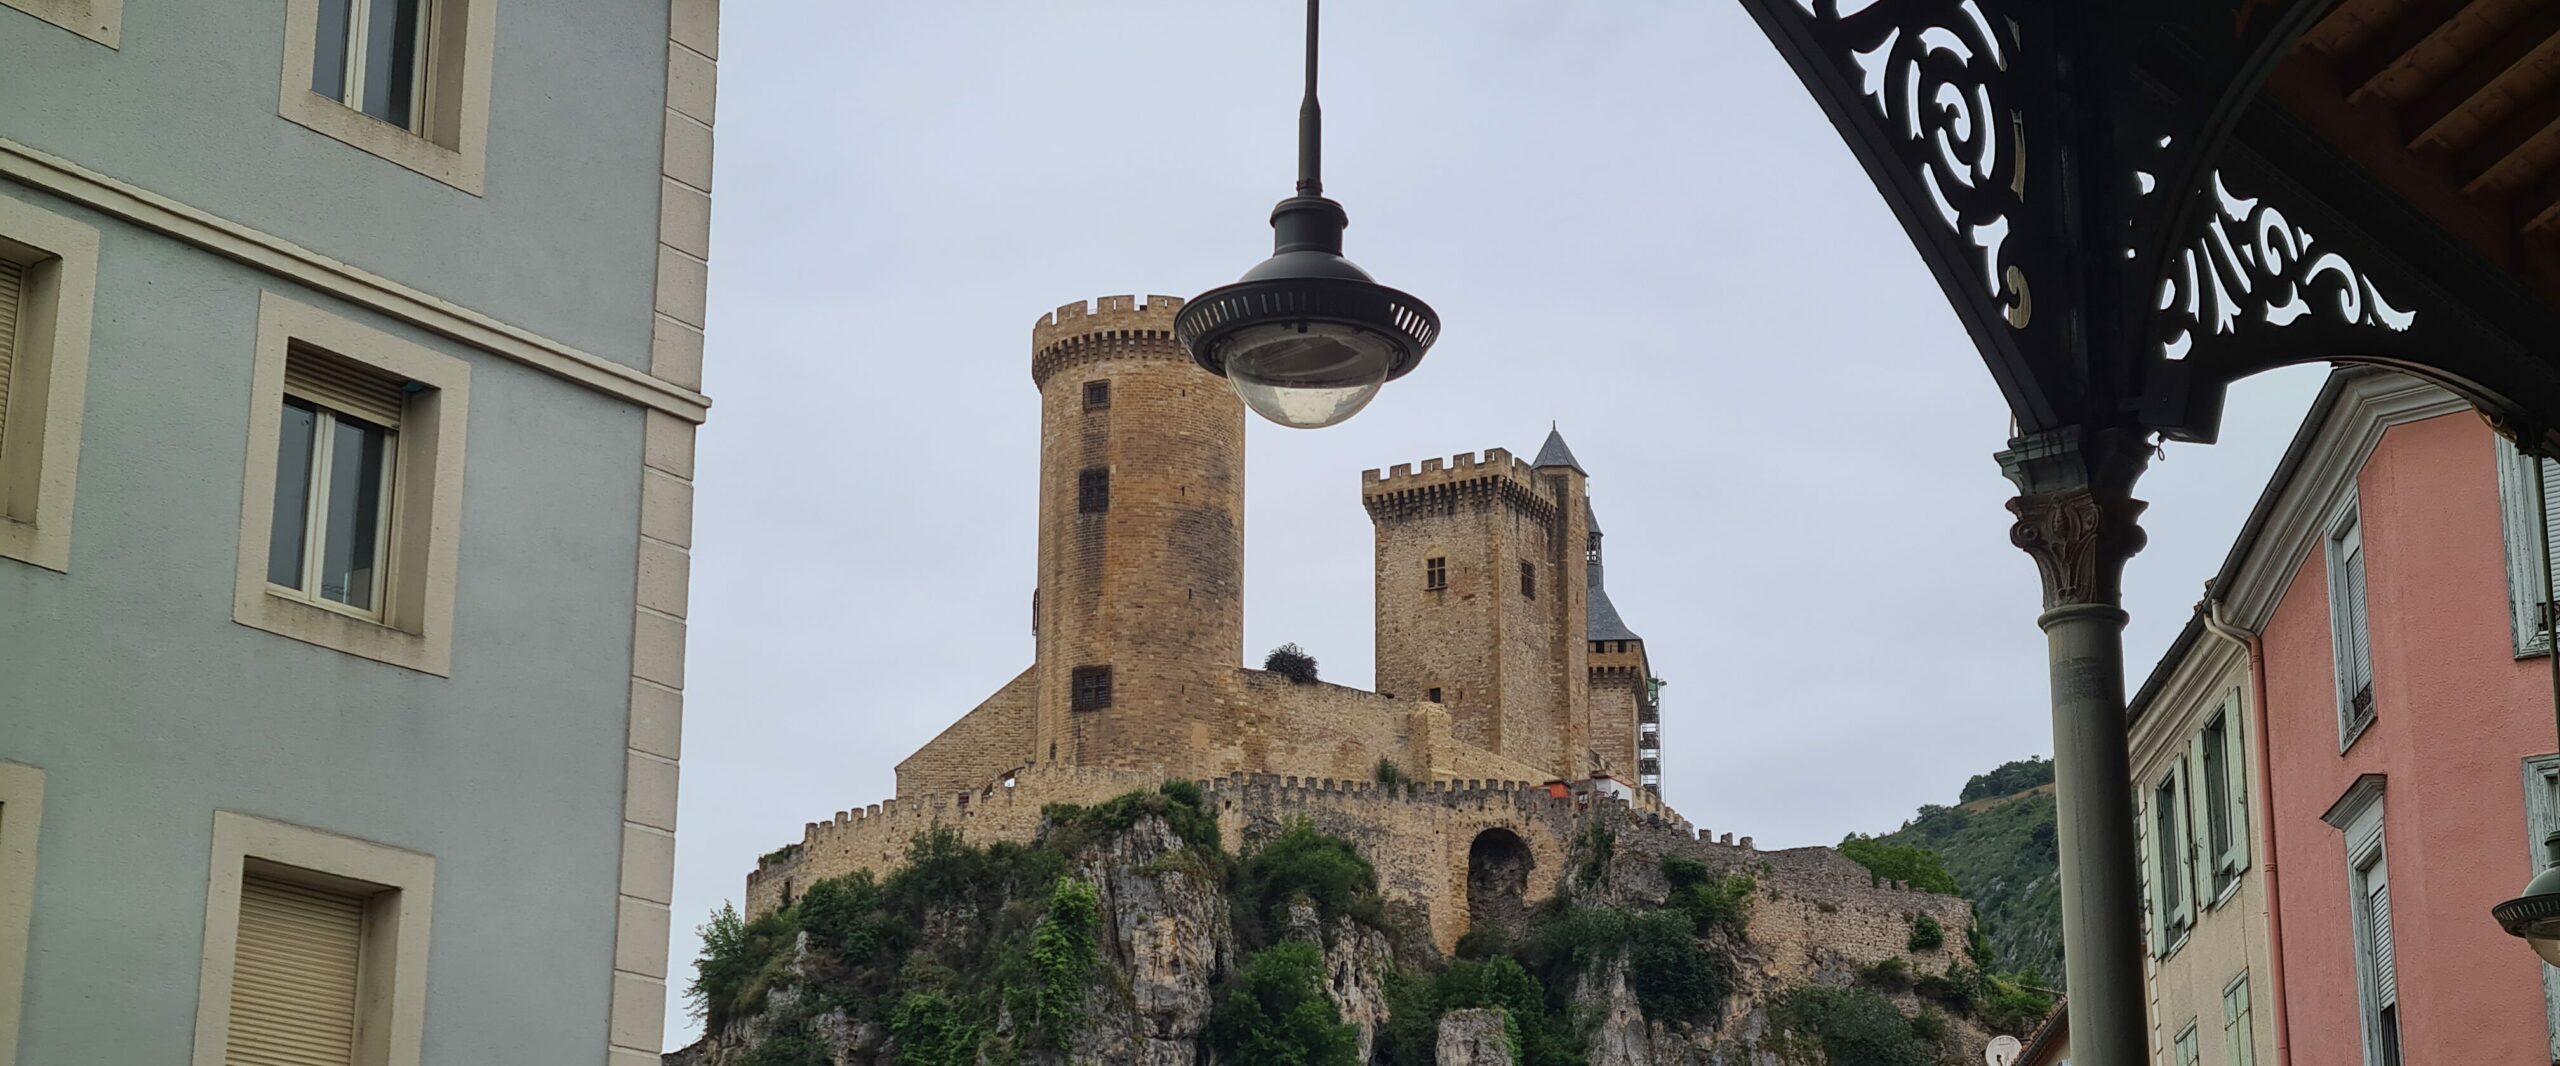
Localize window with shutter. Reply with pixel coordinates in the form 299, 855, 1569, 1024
2224, 974, 2257, 1066
2154, 770, 2192, 946
229, 873, 367, 1066
2328, 504, 2378, 745
2202, 696, 2248, 901
269, 346, 405, 619
0, 257, 21, 461
2174, 1023, 2201, 1066
2496, 438, 2560, 655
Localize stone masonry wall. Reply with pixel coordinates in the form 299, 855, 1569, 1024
737, 763, 1950, 967
1588, 662, 1642, 777
1030, 296, 1245, 773
1367, 451, 1587, 778
893, 667, 1037, 795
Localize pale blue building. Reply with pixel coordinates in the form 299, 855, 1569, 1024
0, 1, 718, 1062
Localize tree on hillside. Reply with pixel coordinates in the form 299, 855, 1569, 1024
1959, 757, 2055, 804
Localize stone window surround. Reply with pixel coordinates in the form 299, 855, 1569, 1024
0, 0, 119, 47
0, 194, 98, 574
188, 810, 435, 1066
0, 762, 43, 1066
232, 292, 470, 676
276, 0, 498, 195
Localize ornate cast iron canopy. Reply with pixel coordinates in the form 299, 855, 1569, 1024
1738, 0, 2560, 446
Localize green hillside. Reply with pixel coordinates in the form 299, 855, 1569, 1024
1868, 758, 2063, 988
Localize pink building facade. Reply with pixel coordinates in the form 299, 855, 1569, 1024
2134, 369, 2560, 1066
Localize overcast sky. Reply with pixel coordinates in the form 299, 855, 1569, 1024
666, 3, 2326, 1044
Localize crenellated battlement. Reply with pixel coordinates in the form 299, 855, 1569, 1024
1359, 447, 1562, 524
742, 763, 1695, 928
1030, 295, 1191, 388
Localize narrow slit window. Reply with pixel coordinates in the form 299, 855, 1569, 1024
268, 348, 403, 619
1425, 557, 1447, 591
1426, 687, 1442, 703
1520, 562, 1536, 599
311, 0, 433, 131
1078, 469, 1109, 515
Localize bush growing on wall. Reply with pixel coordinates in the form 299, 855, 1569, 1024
1264, 643, 1320, 684
1234, 820, 1381, 946
1908, 912, 1946, 951
1838, 835, 1963, 895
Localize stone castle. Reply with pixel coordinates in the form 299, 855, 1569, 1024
742, 295, 1841, 958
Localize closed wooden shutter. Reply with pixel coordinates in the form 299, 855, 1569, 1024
2366, 869, 2397, 1009
284, 346, 405, 430
0, 257, 22, 448
229, 873, 364, 1066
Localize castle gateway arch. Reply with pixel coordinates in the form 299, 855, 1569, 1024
1734, 2, 2560, 1064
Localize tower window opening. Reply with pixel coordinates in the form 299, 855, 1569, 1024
1587, 532, 1600, 565
1071, 665, 1113, 711
1083, 379, 1110, 410
1425, 557, 1447, 591
1427, 687, 1443, 703
1078, 469, 1110, 514
1520, 562, 1536, 599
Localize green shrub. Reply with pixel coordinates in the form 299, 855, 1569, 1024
1044, 782, 1222, 856
1977, 970, 2057, 1036
1521, 905, 1727, 1023
798, 872, 883, 960
1575, 825, 1616, 888
1908, 913, 1946, 952
1235, 821, 1380, 946
1660, 858, 1754, 938
1773, 985, 1935, 1066
1838, 836, 1963, 896
1207, 942, 1361, 1066
1858, 957, 1912, 992
1007, 878, 1100, 1049
1911, 1006, 1949, 1043
887, 990, 984, 1066
1375, 758, 1405, 788
686, 902, 800, 1033
1265, 642, 1321, 683
1453, 925, 1511, 961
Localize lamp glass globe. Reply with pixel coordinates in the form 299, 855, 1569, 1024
1220, 321, 1396, 430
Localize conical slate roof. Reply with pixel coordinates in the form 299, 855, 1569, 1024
1584, 498, 1639, 643
1533, 425, 1586, 474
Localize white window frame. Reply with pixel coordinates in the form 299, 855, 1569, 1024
189, 811, 433, 1066
267, 390, 401, 622
0, 195, 99, 575
2524, 754, 2560, 1061
2496, 437, 2560, 657
2325, 497, 2378, 750
0, 762, 44, 1066
2324, 777, 2395, 1066
320, 0, 434, 133
2199, 690, 2251, 908
277, 0, 496, 194
2173, 1020, 2201, 1066
232, 293, 469, 675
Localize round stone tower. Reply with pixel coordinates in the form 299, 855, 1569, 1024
1029, 295, 1245, 771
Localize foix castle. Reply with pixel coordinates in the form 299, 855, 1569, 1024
743, 295, 1850, 955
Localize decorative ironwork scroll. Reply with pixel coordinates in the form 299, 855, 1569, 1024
2150, 169, 2413, 362
1742, 0, 2067, 429
1813, 0, 2032, 328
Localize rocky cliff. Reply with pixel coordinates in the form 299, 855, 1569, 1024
670, 783, 2023, 1065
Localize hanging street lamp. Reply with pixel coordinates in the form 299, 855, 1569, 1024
1174, 0, 1438, 430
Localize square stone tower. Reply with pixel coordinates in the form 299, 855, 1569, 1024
1364, 429, 1593, 781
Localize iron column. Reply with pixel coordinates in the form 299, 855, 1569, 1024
2000, 426, 2151, 1066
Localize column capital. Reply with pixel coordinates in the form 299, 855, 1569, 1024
1997, 426, 2151, 611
